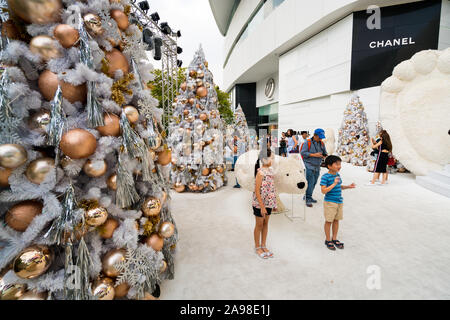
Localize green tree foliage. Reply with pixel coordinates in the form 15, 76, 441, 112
149, 67, 187, 109
215, 85, 234, 125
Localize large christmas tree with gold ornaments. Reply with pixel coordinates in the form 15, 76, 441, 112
336, 95, 371, 166
0, 0, 177, 300
168, 45, 226, 193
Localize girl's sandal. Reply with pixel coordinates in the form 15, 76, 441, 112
325, 240, 336, 251
332, 240, 344, 249
255, 247, 268, 259
261, 246, 274, 258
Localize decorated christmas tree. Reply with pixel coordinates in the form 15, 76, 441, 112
336, 95, 371, 166
168, 45, 226, 193
233, 104, 251, 152
0, 0, 177, 300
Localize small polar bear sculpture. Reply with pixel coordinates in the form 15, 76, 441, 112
380, 48, 450, 176
235, 150, 307, 212
323, 128, 336, 155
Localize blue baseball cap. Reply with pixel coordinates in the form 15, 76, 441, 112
314, 128, 326, 139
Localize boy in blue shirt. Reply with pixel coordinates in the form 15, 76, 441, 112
320, 155, 356, 251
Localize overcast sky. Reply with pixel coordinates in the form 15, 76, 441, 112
144, 0, 225, 88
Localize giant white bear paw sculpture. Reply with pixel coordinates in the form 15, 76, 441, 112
235, 150, 307, 211
380, 48, 450, 176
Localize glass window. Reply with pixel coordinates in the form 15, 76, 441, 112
272, 0, 285, 9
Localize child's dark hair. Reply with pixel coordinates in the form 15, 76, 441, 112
254, 148, 272, 177
324, 155, 341, 168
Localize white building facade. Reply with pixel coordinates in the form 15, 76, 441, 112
209, 0, 450, 139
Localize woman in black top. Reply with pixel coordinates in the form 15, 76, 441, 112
279, 132, 287, 157
368, 130, 392, 185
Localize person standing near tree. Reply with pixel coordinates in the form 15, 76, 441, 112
367, 130, 393, 186
301, 128, 328, 207
279, 132, 287, 157
287, 129, 299, 154
233, 134, 246, 188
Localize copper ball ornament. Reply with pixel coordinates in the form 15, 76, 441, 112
102, 248, 126, 278
5, 200, 43, 232
106, 174, 117, 191
150, 135, 162, 151
0, 144, 27, 169
60, 129, 97, 159
18, 290, 48, 300
188, 98, 195, 105
13, 245, 53, 279
0, 167, 12, 187
114, 282, 130, 299
7, 0, 62, 24
199, 113, 208, 121
25, 157, 55, 184
196, 79, 204, 87
145, 233, 164, 251
92, 278, 115, 300
189, 70, 197, 78
53, 24, 79, 48
197, 71, 204, 78
104, 49, 129, 77
83, 13, 104, 36
217, 166, 224, 174
38, 70, 87, 103
110, 10, 129, 31
173, 183, 185, 193
202, 167, 210, 176
123, 105, 139, 123
180, 82, 187, 91
83, 159, 107, 177
29, 35, 61, 61
96, 113, 120, 137
85, 206, 108, 227
1, 20, 20, 39
156, 149, 172, 166
98, 218, 119, 239
142, 197, 162, 217
159, 222, 175, 238
29, 110, 51, 133
0, 281, 27, 300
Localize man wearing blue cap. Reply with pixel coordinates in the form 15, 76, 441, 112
300, 128, 328, 207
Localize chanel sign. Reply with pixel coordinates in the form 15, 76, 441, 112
350, 0, 441, 90
265, 78, 275, 99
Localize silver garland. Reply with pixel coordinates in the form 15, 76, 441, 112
74, 237, 94, 300
116, 151, 140, 208
131, 58, 144, 91
78, 13, 104, 128
0, 70, 21, 144
43, 183, 78, 245
120, 111, 151, 181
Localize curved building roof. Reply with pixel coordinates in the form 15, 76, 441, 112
208, 0, 240, 36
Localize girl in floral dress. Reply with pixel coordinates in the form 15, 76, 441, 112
253, 149, 276, 259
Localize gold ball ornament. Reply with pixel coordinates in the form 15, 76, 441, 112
196, 79, 204, 87
150, 135, 162, 151
110, 10, 129, 31
141, 196, 161, 217
18, 290, 48, 300
83, 13, 104, 36
104, 49, 129, 77
197, 71, 204, 78
13, 245, 53, 279
159, 260, 167, 273
0, 144, 27, 169
7, 0, 62, 24
156, 149, 172, 166
106, 174, 117, 191
159, 221, 175, 238
211, 169, 217, 174
196, 86, 207, 98
38, 70, 87, 103
53, 24, 79, 48
1, 20, 20, 40
189, 70, 197, 78
29, 35, 61, 61
29, 110, 51, 133
0, 167, 13, 187
60, 129, 97, 159
96, 113, 120, 136
92, 278, 115, 300
173, 183, 185, 193
217, 166, 224, 174
25, 157, 55, 184
114, 282, 130, 299
83, 159, 107, 177
148, 149, 156, 161
180, 82, 187, 91
5, 200, 43, 232
202, 167, 210, 176
123, 105, 139, 123
199, 113, 208, 121
85, 206, 108, 227
145, 233, 164, 251
0, 279, 27, 300
188, 98, 195, 105
102, 248, 126, 278
98, 218, 119, 239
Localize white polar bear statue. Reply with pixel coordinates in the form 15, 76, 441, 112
235, 150, 307, 212
323, 128, 336, 155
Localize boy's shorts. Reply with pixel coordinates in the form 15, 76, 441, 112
324, 201, 343, 222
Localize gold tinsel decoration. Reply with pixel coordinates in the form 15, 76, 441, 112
111, 73, 135, 106
78, 199, 100, 212
142, 215, 160, 236
170, 244, 176, 250
123, 5, 131, 15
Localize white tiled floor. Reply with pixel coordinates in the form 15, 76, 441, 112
160, 163, 450, 299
